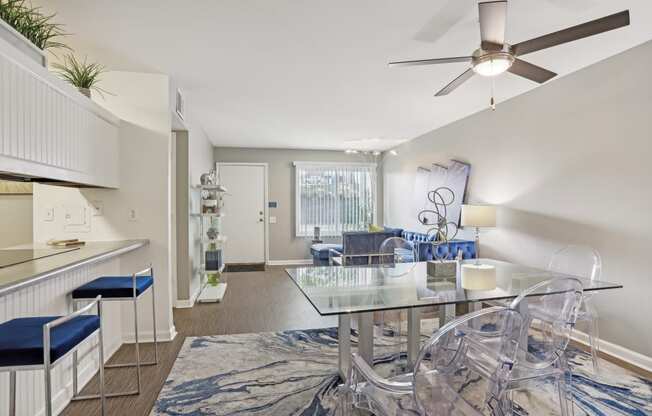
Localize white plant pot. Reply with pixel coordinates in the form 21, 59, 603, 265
0, 18, 47, 67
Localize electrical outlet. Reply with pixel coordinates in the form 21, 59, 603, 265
128, 208, 138, 222
91, 200, 103, 217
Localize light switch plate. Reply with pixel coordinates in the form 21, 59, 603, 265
128, 208, 138, 222
63, 204, 90, 232
269, 216, 277, 224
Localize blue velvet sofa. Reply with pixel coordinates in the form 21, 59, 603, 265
310, 227, 476, 266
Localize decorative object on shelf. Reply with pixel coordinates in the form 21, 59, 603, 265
461, 204, 496, 259
200, 168, 217, 185
51, 54, 108, 98
0, 0, 68, 66
204, 249, 222, 272
206, 226, 218, 240
461, 263, 497, 291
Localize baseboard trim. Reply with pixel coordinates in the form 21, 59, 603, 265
572, 330, 652, 373
266, 259, 313, 266
123, 325, 178, 344
174, 285, 202, 309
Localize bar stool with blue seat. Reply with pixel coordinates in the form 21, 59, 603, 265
0, 296, 105, 416
71, 266, 158, 398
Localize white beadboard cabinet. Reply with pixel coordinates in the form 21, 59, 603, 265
0, 36, 120, 188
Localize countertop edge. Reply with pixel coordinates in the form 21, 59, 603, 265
0, 240, 149, 297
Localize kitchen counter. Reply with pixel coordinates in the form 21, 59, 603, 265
0, 239, 149, 296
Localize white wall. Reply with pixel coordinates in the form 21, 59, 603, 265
383, 41, 652, 359
0, 194, 32, 248
33, 71, 176, 342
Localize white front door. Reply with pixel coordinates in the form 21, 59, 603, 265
219, 164, 266, 264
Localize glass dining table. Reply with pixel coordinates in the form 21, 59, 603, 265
286, 258, 623, 378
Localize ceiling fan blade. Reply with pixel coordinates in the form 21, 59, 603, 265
388, 56, 472, 67
507, 59, 557, 83
512, 10, 630, 56
435, 68, 475, 96
479, 1, 507, 47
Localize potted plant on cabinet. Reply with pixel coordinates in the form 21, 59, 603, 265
51, 53, 108, 98
0, 0, 68, 66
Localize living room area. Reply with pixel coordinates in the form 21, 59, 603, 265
1, 1, 651, 415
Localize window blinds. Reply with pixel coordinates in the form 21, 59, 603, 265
294, 162, 377, 237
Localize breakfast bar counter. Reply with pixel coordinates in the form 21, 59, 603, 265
0, 239, 150, 415
0, 239, 149, 296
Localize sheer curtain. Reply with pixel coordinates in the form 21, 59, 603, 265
294, 162, 377, 237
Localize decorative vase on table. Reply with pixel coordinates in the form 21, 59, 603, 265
78, 88, 91, 98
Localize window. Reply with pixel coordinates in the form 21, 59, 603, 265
294, 162, 377, 237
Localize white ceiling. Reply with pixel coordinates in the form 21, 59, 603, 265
35, 0, 652, 150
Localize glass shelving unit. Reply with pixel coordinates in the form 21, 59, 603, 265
193, 184, 227, 303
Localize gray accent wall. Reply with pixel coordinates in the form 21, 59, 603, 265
383, 40, 652, 357
214, 147, 384, 262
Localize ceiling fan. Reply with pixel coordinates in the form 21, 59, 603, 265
389, 1, 630, 97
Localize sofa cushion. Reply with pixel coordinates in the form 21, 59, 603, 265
402, 230, 435, 243
310, 243, 343, 260
72, 276, 153, 299
383, 227, 404, 237
0, 315, 100, 367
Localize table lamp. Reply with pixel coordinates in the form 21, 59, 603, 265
461, 204, 496, 259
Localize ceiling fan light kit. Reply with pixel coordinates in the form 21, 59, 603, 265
389, 1, 630, 101
472, 49, 514, 77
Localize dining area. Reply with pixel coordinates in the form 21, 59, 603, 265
286, 246, 628, 415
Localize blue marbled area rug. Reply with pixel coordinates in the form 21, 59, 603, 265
152, 326, 652, 416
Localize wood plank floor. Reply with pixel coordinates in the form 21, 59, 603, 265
62, 266, 335, 416
62, 266, 651, 415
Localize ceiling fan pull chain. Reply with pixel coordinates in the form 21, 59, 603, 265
490, 78, 496, 111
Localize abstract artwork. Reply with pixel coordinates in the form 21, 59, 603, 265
413, 160, 470, 231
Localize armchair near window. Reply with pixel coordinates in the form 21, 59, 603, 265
329, 231, 395, 266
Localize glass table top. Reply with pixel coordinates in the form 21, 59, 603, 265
285, 259, 623, 316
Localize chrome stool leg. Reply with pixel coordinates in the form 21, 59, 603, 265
9, 371, 16, 416
151, 271, 159, 364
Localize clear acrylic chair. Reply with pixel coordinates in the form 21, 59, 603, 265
379, 237, 417, 268
338, 306, 523, 416
504, 277, 584, 416
548, 245, 602, 374
377, 237, 417, 369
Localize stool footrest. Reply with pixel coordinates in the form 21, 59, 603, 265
72, 390, 139, 400
105, 360, 157, 368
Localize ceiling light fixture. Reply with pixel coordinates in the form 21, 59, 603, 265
389, 150, 398, 156
472, 51, 514, 77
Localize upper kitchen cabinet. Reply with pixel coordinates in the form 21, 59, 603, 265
0, 36, 120, 188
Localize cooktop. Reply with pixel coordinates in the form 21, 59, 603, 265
0, 247, 80, 269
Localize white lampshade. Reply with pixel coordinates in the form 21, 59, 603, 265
461, 264, 497, 291
461, 205, 496, 228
